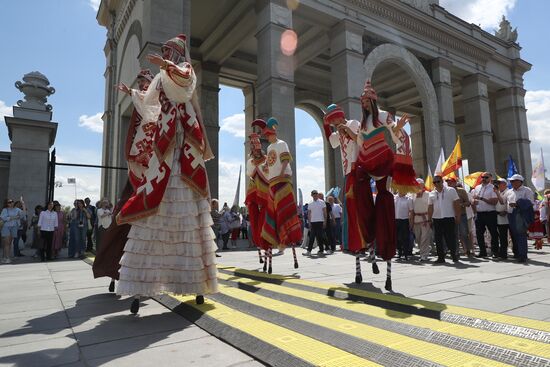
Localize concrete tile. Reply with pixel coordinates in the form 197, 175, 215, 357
0, 335, 79, 367
442, 294, 533, 314
0, 328, 73, 348
503, 303, 550, 321
412, 290, 468, 302
506, 288, 550, 303
449, 283, 538, 298
0, 309, 69, 337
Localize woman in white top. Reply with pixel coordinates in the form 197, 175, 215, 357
38, 201, 58, 262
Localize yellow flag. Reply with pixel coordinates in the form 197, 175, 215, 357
441, 137, 462, 177
425, 165, 434, 191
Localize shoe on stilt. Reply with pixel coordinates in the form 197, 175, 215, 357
130, 299, 140, 314
108, 280, 115, 293
385, 279, 392, 291
372, 262, 380, 274
196, 295, 204, 305
355, 273, 362, 284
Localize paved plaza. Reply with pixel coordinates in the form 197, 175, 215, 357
0, 242, 549, 366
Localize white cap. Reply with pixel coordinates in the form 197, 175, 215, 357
509, 174, 524, 182
416, 178, 424, 185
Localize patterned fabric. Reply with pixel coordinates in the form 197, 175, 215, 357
341, 168, 365, 252
245, 156, 270, 250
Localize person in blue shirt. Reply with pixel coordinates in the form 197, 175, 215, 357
1, 198, 23, 264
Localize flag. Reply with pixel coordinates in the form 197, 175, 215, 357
434, 147, 445, 176
532, 148, 546, 192
232, 165, 242, 207
425, 165, 434, 191
67, 178, 76, 184
441, 138, 462, 177
507, 155, 518, 189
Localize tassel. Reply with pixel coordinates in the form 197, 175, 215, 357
391, 154, 420, 194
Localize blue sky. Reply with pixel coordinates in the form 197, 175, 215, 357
0, 0, 548, 206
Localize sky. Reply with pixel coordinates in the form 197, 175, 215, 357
0, 0, 549, 207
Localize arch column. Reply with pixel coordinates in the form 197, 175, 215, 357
364, 44, 441, 169
432, 58, 456, 155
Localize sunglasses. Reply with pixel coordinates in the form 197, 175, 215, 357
481, 176, 490, 179
433, 180, 442, 184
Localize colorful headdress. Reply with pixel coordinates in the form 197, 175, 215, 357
251, 118, 266, 132
162, 34, 187, 57
323, 104, 346, 125
137, 69, 154, 82
360, 80, 378, 107
250, 119, 266, 152
263, 117, 279, 135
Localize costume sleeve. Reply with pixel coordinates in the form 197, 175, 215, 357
328, 132, 340, 149
279, 142, 292, 163
130, 89, 147, 116
160, 61, 196, 103
246, 158, 255, 177
380, 111, 403, 147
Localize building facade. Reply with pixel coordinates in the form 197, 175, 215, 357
97, 0, 531, 200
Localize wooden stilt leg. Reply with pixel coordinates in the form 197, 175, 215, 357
355, 254, 362, 284
385, 260, 392, 291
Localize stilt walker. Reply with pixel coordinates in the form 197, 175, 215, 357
354, 81, 419, 290
116, 34, 218, 313
245, 119, 270, 268
260, 118, 303, 272
93, 69, 155, 292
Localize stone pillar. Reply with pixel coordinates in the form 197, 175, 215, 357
432, 58, 456, 155
4, 72, 57, 214
495, 87, 532, 180
329, 19, 365, 191
409, 115, 427, 178
461, 74, 495, 173
196, 62, 220, 200
255, 0, 297, 189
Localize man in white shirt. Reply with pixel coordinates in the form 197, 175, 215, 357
412, 178, 432, 261
472, 172, 499, 258
507, 174, 535, 262
494, 178, 511, 259
38, 201, 58, 262
428, 175, 461, 263
394, 192, 413, 259
306, 190, 327, 256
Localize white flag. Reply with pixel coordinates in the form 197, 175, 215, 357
532, 148, 546, 192
434, 147, 445, 176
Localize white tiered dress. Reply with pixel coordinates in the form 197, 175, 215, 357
116, 65, 218, 297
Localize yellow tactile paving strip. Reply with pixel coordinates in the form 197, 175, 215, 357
222, 266, 550, 333
169, 294, 381, 367
217, 271, 550, 360
209, 282, 512, 367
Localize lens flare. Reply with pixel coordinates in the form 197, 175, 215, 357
280, 29, 298, 56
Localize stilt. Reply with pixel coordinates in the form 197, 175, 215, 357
258, 248, 264, 263
196, 295, 205, 304
268, 248, 273, 274
262, 252, 268, 272
370, 248, 379, 274
130, 295, 140, 314
384, 260, 392, 291
292, 244, 299, 269
108, 279, 115, 293
355, 254, 362, 284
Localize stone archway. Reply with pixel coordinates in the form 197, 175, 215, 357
364, 44, 441, 169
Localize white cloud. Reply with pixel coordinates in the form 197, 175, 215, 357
525, 90, 550, 180
220, 113, 245, 138
0, 100, 12, 122
297, 164, 326, 201
440, 0, 516, 30
53, 170, 101, 207
78, 112, 103, 133
298, 136, 323, 148
309, 149, 324, 158
89, 0, 101, 11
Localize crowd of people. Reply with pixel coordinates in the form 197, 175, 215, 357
298, 172, 549, 265
0, 197, 114, 264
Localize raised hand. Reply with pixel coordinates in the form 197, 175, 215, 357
115, 82, 131, 95
146, 54, 166, 67
395, 113, 409, 130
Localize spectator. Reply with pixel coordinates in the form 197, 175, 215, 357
96, 199, 113, 253
52, 202, 66, 259
446, 178, 473, 257
507, 174, 534, 263
412, 179, 432, 261
305, 190, 327, 256
30, 205, 43, 258
394, 191, 413, 259
84, 197, 97, 252
69, 200, 90, 258
210, 199, 222, 257
241, 214, 248, 240
228, 205, 241, 249
428, 175, 461, 263
220, 205, 231, 250
472, 172, 499, 258
38, 201, 58, 261
13, 199, 27, 257
1, 198, 23, 263
318, 192, 335, 254
328, 196, 343, 248
494, 178, 511, 259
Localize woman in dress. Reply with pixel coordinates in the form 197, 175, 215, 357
52, 202, 65, 259
69, 200, 89, 258
115, 34, 218, 313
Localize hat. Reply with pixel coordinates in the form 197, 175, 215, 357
137, 69, 154, 82
323, 104, 345, 125
263, 117, 278, 135
360, 80, 378, 107
495, 177, 507, 184
251, 118, 266, 131
162, 34, 187, 56
445, 176, 457, 183
416, 178, 424, 185
311, 190, 318, 195
509, 174, 524, 182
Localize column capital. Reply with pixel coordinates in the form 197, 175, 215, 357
255, 0, 292, 33
462, 73, 489, 99
431, 58, 452, 86
329, 19, 364, 56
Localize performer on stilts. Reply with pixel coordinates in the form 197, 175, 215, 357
354, 81, 419, 290
93, 69, 155, 293
116, 34, 218, 313
260, 118, 302, 272
244, 119, 270, 267
322, 105, 379, 275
